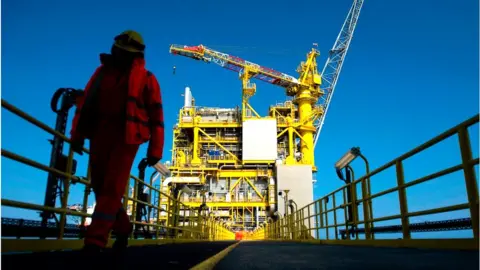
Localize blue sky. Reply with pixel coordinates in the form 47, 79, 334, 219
2, 0, 479, 239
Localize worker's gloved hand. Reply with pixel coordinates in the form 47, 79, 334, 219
71, 139, 84, 155
146, 156, 160, 167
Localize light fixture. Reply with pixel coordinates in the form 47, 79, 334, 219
334, 147, 361, 170
336, 168, 345, 181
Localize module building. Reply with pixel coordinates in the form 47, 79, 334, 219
159, 86, 315, 231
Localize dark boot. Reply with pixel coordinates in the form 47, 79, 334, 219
111, 234, 129, 270
78, 244, 105, 270
112, 234, 129, 251
82, 243, 103, 253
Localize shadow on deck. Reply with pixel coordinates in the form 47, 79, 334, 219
2, 241, 478, 270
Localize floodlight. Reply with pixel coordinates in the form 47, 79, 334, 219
334, 147, 361, 170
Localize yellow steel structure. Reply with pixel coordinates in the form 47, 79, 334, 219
170, 45, 323, 170
164, 45, 328, 231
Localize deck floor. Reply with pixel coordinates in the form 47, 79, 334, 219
216, 241, 478, 270
2, 241, 478, 270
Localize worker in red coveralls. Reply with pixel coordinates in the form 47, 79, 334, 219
70, 30, 164, 253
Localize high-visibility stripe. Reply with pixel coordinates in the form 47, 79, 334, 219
126, 116, 164, 128
127, 96, 146, 109
126, 116, 148, 126
92, 211, 116, 221
150, 103, 162, 110
151, 120, 164, 128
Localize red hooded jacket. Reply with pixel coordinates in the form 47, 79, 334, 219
71, 54, 164, 159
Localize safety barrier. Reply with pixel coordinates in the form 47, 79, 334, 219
253, 114, 479, 250
1, 99, 234, 253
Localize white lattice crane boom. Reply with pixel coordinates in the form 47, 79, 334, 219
313, 0, 364, 148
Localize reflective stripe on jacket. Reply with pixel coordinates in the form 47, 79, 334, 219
71, 53, 165, 159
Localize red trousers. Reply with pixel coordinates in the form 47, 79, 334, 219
84, 123, 139, 248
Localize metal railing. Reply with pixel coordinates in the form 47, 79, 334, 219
1, 99, 235, 253
252, 114, 479, 250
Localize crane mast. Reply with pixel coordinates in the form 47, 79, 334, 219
313, 0, 364, 148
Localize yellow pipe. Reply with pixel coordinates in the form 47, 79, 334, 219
296, 90, 316, 166
192, 116, 201, 165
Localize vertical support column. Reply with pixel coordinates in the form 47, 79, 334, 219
156, 191, 162, 239
296, 91, 316, 166
342, 188, 349, 239
458, 127, 479, 239
81, 163, 91, 228
361, 178, 371, 239
287, 126, 295, 164
192, 116, 201, 165
332, 194, 338, 240
359, 154, 374, 239
319, 200, 324, 238
307, 205, 312, 239
130, 178, 138, 239
58, 148, 74, 239
351, 181, 359, 240
396, 160, 411, 239
324, 198, 329, 240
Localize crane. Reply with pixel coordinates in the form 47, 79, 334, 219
169, 44, 321, 120
170, 0, 364, 166
170, 43, 322, 166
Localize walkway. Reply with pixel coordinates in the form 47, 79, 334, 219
2, 241, 478, 270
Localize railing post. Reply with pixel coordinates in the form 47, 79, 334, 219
351, 181, 359, 239
332, 194, 338, 240
80, 162, 91, 230
359, 154, 374, 239
324, 198, 329, 240
174, 200, 180, 239
58, 148, 74, 239
307, 205, 312, 239
396, 160, 411, 239
342, 188, 349, 240
130, 178, 137, 239
361, 178, 371, 239
458, 127, 479, 239
156, 191, 161, 239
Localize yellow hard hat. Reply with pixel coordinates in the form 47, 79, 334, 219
114, 30, 145, 53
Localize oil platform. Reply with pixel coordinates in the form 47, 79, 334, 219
2, 0, 479, 268
156, 0, 363, 232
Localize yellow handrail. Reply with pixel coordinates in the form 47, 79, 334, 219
1, 98, 235, 252
254, 114, 479, 250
